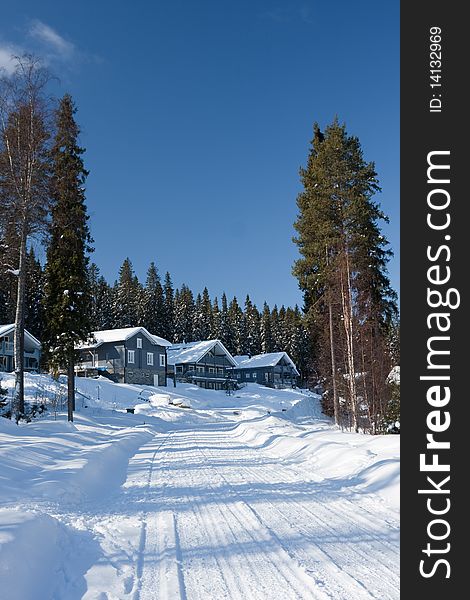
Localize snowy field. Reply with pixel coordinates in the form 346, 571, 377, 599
0, 374, 399, 599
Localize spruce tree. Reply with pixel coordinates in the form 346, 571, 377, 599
24, 248, 44, 340
162, 272, 175, 341
88, 263, 114, 330
228, 297, 243, 355
113, 258, 142, 328
242, 295, 261, 356
43, 94, 93, 421
219, 293, 233, 351
293, 118, 397, 430
210, 297, 222, 340
260, 302, 274, 353
174, 284, 194, 343
142, 262, 165, 335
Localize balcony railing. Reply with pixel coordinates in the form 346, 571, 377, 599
76, 359, 124, 371
180, 370, 236, 381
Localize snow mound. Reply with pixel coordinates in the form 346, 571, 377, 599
0, 509, 101, 600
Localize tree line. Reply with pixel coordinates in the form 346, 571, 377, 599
0, 254, 312, 383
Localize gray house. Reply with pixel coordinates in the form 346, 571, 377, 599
75, 327, 171, 386
232, 352, 299, 388
167, 339, 237, 390
0, 324, 41, 373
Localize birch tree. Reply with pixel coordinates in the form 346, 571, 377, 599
0, 55, 53, 417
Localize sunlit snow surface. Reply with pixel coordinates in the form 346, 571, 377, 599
0, 373, 399, 599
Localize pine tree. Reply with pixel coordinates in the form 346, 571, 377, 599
242, 295, 261, 356
210, 297, 222, 340
24, 248, 44, 340
113, 258, 142, 328
162, 272, 175, 342
270, 305, 280, 352
200, 287, 212, 339
260, 302, 274, 353
142, 262, 165, 335
43, 94, 93, 421
219, 293, 232, 351
293, 118, 397, 430
228, 296, 243, 355
88, 263, 114, 330
174, 284, 194, 343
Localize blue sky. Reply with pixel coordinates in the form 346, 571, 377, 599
1, 1, 399, 309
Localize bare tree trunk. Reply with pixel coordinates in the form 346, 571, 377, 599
325, 246, 340, 426
328, 299, 340, 426
14, 225, 27, 417
67, 349, 75, 422
340, 257, 358, 432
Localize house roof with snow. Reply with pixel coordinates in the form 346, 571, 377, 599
0, 324, 41, 350
167, 339, 237, 366
234, 352, 300, 375
75, 327, 171, 350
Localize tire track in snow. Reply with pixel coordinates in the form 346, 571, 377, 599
154, 431, 325, 599
195, 433, 399, 600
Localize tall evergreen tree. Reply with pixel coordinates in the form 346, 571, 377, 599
113, 258, 142, 328
260, 302, 274, 353
162, 272, 175, 342
88, 263, 114, 330
142, 261, 165, 335
43, 94, 93, 421
219, 292, 232, 351
293, 118, 397, 430
210, 296, 222, 340
242, 295, 261, 356
228, 296, 243, 355
24, 248, 44, 340
174, 284, 194, 343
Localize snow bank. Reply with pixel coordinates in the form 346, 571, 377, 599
228, 403, 400, 510
0, 413, 154, 504
0, 509, 101, 600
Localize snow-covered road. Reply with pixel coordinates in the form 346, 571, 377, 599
82, 423, 399, 600
0, 378, 399, 599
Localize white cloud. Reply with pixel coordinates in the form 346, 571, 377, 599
29, 20, 74, 57
0, 45, 19, 75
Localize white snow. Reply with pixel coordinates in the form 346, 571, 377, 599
167, 339, 237, 366
0, 373, 399, 599
76, 327, 172, 350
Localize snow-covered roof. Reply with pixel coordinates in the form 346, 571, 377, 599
0, 324, 41, 349
167, 340, 237, 366
76, 327, 171, 350
234, 352, 300, 375
150, 334, 172, 348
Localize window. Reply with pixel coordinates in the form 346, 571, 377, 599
208, 367, 215, 373
196, 365, 204, 373
128, 350, 135, 364
136, 338, 142, 348
265, 372, 269, 382
176, 365, 183, 373
236, 373, 241, 379
147, 352, 154, 366
159, 354, 166, 367
252, 372, 257, 379
246, 373, 250, 378
217, 367, 224, 374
